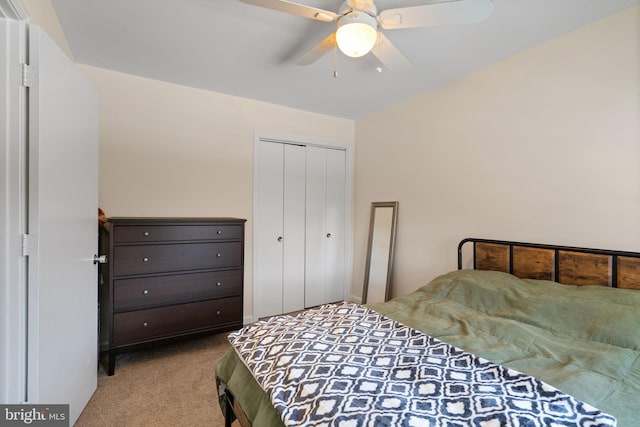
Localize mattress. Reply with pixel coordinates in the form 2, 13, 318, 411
216, 270, 640, 426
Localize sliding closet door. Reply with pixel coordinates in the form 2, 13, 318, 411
305, 146, 347, 308
255, 141, 305, 318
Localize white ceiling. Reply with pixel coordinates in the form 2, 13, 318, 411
50, 0, 639, 119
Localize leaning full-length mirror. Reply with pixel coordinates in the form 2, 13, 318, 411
362, 202, 399, 304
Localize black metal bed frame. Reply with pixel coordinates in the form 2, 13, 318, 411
457, 237, 640, 288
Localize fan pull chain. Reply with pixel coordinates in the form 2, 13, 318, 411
333, 44, 338, 78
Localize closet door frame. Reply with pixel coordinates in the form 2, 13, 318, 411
252, 133, 353, 322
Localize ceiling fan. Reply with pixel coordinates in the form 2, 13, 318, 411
239, 0, 494, 71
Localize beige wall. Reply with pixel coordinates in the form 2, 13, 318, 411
22, 0, 73, 59
25, 0, 640, 310
354, 5, 640, 299
77, 65, 354, 319
24, 0, 354, 317
24, 0, 355, 321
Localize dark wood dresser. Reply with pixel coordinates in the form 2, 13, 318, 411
98, 217, 246, 375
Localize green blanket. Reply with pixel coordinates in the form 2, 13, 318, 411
215, 270, 640, 426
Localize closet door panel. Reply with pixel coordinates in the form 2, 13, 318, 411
325, 149, 347, 303
256, 142, 285, 317
282, 144, 306, 313
255, 139, 348, 317
305, 146, 327, 308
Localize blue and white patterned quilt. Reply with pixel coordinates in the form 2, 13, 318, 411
228, 303, 616, 427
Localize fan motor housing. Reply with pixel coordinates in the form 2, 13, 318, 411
339, 1, 377, 18
338, 9, 378, 30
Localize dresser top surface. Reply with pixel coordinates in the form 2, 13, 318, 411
107, 217, 247, 225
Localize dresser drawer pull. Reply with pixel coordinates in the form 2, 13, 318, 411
143, 231, 150, 237
217, 230, 222, 235
216, 253, 222, 258
216, 310, 221, 315
143, 289, 149, 295
143, 257, 149, 262
216, 282, 222, 287
142, 322, 149, 327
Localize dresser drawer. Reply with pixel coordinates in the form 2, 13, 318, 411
112, 297, 242, 345
113, 269, 242, 311
113, 242, 242, 276
114, 224, 243, 243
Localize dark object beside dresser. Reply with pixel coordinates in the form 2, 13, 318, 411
99, 217, 246, 375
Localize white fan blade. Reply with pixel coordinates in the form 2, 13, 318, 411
296, 32, 337, 65
379, 0, 493, 30
239, 0, 338, 22
371, 33, 411, 71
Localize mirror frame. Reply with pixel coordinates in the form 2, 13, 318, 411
362, 201, 399, 304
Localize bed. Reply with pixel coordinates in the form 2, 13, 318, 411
215, 238, 640, 426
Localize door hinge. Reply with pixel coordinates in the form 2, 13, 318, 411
21, 234, 34, 257
21, 63, 31, 87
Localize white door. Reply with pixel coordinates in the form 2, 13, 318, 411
0, 13, 28, 405
255, 141, 285, 318
254, 140, 305, 317
324, 148, 347, 303
305, 146, 347, 308
282, 144, 306, 313
254, 138, 348, 317
27, 26, 99, 424
305, 146, 327, 308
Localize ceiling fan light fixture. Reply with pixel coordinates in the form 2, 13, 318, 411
336, 12, 378, 58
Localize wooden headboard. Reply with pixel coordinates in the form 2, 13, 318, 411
458, 238, 640, 290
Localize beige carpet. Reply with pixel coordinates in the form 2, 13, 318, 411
76, 333, 237, 426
